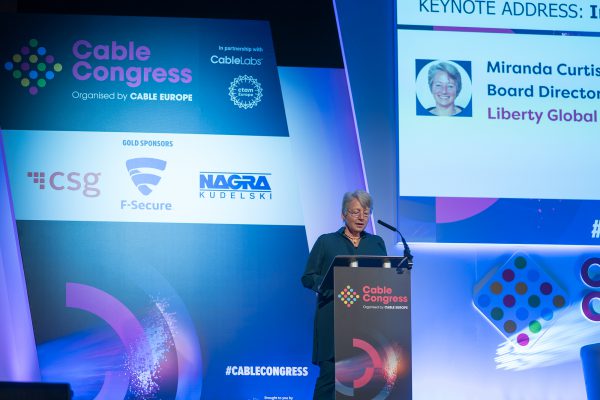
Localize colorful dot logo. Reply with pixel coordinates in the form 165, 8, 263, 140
338, 285, 360, 308
474, 252, 568, 348
4, 38, 62, 95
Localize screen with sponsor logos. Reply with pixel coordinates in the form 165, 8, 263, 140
396, 1, 600, 245
0, 11, 365, 399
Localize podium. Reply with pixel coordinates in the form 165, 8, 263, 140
320, 256, 412, 400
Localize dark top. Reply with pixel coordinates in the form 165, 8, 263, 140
301, 227, 387, 364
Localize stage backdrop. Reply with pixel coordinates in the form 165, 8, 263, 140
0, 12, 369, 399
387, 1, 600, 399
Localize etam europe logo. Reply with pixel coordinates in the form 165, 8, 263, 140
27, 171, 100, 197
4, 38, 63, 95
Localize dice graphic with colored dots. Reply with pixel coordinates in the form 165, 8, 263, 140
474, 252, 568, 348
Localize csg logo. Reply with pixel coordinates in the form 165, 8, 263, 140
27, 171, 101, 197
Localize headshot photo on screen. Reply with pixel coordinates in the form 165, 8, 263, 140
415, 59, 472, 117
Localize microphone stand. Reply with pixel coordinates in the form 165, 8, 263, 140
377, 219, 414, 272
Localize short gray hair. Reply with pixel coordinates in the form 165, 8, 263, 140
428, 61, 462, 95
341, 190, 372, 215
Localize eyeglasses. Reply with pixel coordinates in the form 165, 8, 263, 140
346, 209, 371, 218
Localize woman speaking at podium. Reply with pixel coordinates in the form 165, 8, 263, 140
301, 190, 387, 399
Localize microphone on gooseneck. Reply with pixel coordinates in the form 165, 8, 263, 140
377, 219, 414, 270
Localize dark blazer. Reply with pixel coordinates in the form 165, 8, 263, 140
301, 227, 387, 364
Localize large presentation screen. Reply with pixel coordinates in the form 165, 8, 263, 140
0, 12, 314, 400
396, 1, 600, 245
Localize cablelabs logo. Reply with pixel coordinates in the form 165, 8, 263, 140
121, 157, 173, 211
210, 54, 262, 66
228, 75, 263, 109
339, 285, 409, 310
71, 40, 193, 88
4, 39, 63, 95
199, 172, 272, 200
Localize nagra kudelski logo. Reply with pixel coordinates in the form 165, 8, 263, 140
199, 171, 272, 200
4, 38, 63, 95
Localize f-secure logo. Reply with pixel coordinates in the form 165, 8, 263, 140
126, 157, 166, 196
338, 285, 360, 308
121, 157, 172, 212
4, 38, 63, 95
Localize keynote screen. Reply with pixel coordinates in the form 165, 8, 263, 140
396, 1, 600, 245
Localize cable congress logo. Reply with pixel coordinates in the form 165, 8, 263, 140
338, 285, 360, 308
338, 284, 409, 310
4, 38, 63, 95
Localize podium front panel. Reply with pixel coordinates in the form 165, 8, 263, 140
333, 267, 412, 399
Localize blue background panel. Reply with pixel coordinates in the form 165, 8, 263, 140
0, 14, 288, 136
17, 220, 315, 399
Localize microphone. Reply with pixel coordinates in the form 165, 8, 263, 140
377, 219, 414, 271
